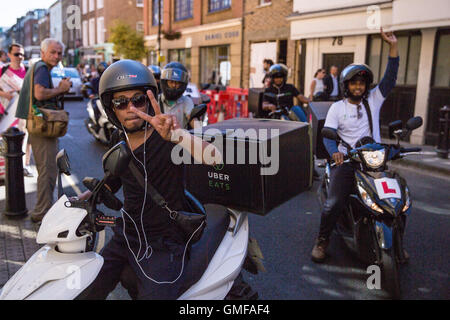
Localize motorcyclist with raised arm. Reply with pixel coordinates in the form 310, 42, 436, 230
311, 28, 401, 263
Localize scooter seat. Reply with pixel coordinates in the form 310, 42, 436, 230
178, 203, 230, 294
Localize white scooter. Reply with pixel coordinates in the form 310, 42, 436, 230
0, 142, 258, 300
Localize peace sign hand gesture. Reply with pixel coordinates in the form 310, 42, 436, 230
130, 90, 183, 142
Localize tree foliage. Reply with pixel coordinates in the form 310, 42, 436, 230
109, 20, 147, 61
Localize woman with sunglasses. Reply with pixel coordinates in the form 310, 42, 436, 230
311, 28, 400, 263
0, 44, 27, 112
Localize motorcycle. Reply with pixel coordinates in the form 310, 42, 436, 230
0, 142, 261, 300
186, 103, 208, 130
318, 116, 423, 299
262, 92, 303, 121
82, 82, 114, 145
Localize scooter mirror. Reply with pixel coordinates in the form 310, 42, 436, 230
200, 93, 211, 104
56, 149, 71, 175
388, 120, 403, 139
406, 116, 423, 131
102, 141, 132, 177
189, 104, 207, 122
321, 127, 339, 141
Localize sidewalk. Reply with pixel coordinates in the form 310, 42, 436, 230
0, 142, 449, 294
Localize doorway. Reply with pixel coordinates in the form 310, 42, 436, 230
322, 53, 354, 75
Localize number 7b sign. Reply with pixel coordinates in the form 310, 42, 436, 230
374, 178, 402, 200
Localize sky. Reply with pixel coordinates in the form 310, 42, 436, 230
1, 0, 57, 29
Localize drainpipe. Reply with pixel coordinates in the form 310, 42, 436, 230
239, 0, 246, 89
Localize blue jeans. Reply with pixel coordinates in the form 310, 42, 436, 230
291, 105, 307, 122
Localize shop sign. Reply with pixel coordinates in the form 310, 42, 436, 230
205, 31, 239, 41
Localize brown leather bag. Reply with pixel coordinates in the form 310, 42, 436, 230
26, 63, 69, 138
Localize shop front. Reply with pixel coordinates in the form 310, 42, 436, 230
145, 18, 242, 88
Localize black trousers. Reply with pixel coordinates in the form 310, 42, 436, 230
79, 224, 203, 300
319, 163, 356, 239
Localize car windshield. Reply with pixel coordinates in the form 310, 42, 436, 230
51, 68, 80, 78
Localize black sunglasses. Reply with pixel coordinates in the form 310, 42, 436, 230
112, 94, 148, 110
13, 53, 24, 57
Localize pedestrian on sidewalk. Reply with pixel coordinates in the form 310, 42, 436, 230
15, 38, 72, 223
0, 43, 33, 177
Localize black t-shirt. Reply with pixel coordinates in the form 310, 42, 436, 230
263, 83, 300, 109
107, 129, 189, 244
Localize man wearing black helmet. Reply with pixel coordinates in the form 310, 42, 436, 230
159, 62, 200, 129
311, 28, 400, 263
78, 59, 222, 299
262, 63, 310, 122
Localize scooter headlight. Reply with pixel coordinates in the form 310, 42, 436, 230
402, 186, 411, 212
362, 149, 386, 169
357, 184, 383, 214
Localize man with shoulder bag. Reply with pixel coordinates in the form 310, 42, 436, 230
15, 38, 71, 223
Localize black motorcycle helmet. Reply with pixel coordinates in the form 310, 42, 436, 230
268, 64, 288, 84
97, 62, 108, 76
340, 63, 374, 99
160, 62, 189, 101
99, 59, 158, 129
148, 65, 161, 80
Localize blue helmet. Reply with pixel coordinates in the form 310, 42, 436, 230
161, 62, 189, 101
148, 65, 161, 80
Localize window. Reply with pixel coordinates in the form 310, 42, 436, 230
97, 17, 104, 44
136, 0, 144, 7
82, 0, 87, 14
89, 18, 95, 46
152, 0, 163, 26
209, 0, 231, 13
432, 31, 450, 87
175, 0, 193, 21
259, 0, 271, 5
82, 20, 88, 47
367, 32, 421, 85
136, 21, 144, 33
200, 46, 231, 86
97, 0, 104, 9
89, 0, 95, 12
168, 48, 192, 72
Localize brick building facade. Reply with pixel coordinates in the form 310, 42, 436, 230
144, 0, 244, 88
242, 0, 297, 90
81, 0, 143, 64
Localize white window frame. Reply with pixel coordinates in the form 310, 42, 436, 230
136, 21, 144, 33
97, 16, 104, 44
82, 0, 88, 14
89, 18, 95, 46
89, 0, 95, 12
82, 20, 88, 47
136, 0, 144, 7
97, 0, 104, 9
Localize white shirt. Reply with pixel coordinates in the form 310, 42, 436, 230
324, 86, 385, 154
331, 75, 339, 97
160, 94, 194, 129
313, 78, 325, 95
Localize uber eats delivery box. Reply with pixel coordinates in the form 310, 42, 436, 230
185, 118, 313, 215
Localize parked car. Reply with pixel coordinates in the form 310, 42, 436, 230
51, 67, 83, 99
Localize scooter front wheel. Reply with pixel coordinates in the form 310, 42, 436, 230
381, 248, 401, 299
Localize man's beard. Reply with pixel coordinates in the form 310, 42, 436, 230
122, 119, 147, 133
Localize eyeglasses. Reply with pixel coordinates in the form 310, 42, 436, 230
112, 94, 148, 110
357, 105, 363, 119
13, 53, 24, 57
